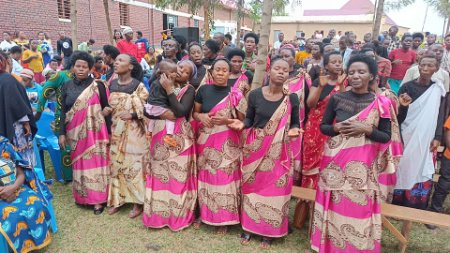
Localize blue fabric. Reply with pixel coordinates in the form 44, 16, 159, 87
135, 38, 149, 50
387, 78, 402, 95
26, 84, 43, 109
0, 136, 52, 253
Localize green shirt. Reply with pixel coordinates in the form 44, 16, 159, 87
77, 42, 90, 52
37, 70, 72, 133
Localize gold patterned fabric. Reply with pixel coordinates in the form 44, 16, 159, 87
107, 83, 149, 207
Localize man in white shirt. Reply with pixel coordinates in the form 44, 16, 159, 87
9, 46, 23, 76
402, 44, 449, 92
274, 32, 284, 50
441, 34, 450, 73
0, 32, 17, 53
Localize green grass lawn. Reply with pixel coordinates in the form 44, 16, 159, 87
38, 156, 450, 253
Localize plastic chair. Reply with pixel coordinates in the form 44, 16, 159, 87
34, 111, 65, 183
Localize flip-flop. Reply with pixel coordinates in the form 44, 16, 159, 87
93, 206, 104, 215
193, 220, 202, 230
108, 207, 120, 215
215, 226, 228, 235
240, 233, 251, 246
260, 237, 272, 249
128, 208, 143, 219
164, 135, 178, 147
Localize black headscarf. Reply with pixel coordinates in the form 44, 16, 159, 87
0, 73, 37, 142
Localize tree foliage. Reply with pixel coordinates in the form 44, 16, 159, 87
248, 0, 291, 25
425, 0, 450, 18
153, 0, 205, 15
385, 0, 450, 18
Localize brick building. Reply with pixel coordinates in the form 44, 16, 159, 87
1, 0, 254, 49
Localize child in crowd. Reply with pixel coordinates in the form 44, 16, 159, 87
20, 68, 42, 110
145, 60, 179, 146
92, 56, 107, 79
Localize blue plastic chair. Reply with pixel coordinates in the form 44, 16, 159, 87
34, 111, 64, 183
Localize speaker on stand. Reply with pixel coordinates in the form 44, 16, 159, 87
172, 27, 200, 44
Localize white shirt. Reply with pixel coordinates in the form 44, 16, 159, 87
274, 41, 282, 49
0, 40, 17, 52
401, 65, 450, 92
12, 59, 23, 76
441, 48, 450, 73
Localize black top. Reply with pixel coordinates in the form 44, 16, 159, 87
244, 87, 300, 129
110, 78, 140, 94
190, 64, 207, 90
195, 84, 231, 113
148, 79, 170, 108
144, 85, 195, 120
202, 57, 216, 66
0, 73, 36, 142
308, 65, 321, 82
227, 71, 253, 88
397, 80, 445, 140
311, 78, 335, 102
57, 37, 73, 57
105, 63, 114, 82
60, 77, 109, 135
320, 91, 391, 143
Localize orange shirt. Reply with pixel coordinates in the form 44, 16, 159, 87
295, 50, 311, 65
444, 116, 450, 159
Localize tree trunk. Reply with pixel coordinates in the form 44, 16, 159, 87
204, 1, 211, 40
103, 0, 114, 45
70, 0, 78, 47
447, 16, 450, 33
235, 0, 244, 47
372, 0, 384, 40
251, 0, 273, 90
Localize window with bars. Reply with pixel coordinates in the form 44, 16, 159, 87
57, 0, 71, 20
194, 20, 199, 28
119, 3, 130, 26
167, 15, 178, 30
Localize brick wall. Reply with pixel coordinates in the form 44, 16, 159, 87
0, 0, 253, 49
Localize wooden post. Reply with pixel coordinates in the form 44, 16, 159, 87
371, 0, 384, 40
235, 0, 244, 48
103, 0, 114, 45
251, 0, 274, 90
70, 0, 78, 48
204, 0, 211, 40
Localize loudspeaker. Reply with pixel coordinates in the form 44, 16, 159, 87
173, 27, 200, 44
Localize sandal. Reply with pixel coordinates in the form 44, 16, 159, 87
193, 219, 202, 230
260, 237, 272, 249
240, 233, 251, 246
128, 206, 143, 219
93, 206, 104, 215
164, 135, 178, 147
108, 207, 120, 215
216, 226, 228, 235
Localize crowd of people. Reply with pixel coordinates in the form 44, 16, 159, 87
0, 24, 450, 253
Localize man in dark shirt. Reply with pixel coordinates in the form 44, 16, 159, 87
102, 45, 120, 82
57, 31, 73, 68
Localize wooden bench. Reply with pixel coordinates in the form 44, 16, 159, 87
291, 186, 450, 253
